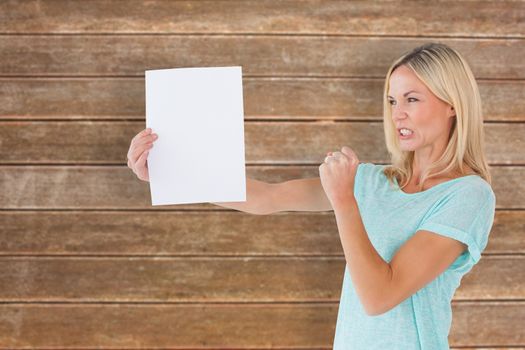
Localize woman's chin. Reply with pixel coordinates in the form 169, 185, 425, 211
399, 142, 419, 152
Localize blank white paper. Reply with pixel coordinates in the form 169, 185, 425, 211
145, 66, 246, 206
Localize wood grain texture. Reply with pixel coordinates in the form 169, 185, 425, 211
1, 0, 523, 37
1, 1, 523, 348
0, 36, 523, 79
0, 210, 521, 255
0, 78, 522, 121
0, 165, 521, 208
0, 256, 521, 301
0, 122, 523, 164
0, 303, 523, 347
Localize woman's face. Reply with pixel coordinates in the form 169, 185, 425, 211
387, 65, 456, 153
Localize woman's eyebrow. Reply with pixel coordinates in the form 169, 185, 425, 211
387, 90, 420, 98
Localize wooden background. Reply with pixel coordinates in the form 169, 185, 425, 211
0, 1, 524, 348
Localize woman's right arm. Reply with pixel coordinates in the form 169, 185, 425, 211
127, 128, 332, 215
210, 177, 277, 215
212, 177, 333, 215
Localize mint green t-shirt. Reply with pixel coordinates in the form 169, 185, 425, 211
332, 162, 496, 350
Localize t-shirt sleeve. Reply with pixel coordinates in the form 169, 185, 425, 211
353, 162, 370, 200
417, 184, 496, 267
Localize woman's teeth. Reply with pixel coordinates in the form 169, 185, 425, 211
400, 128, 413, 136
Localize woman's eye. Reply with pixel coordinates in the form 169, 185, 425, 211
388, 98, 417, 105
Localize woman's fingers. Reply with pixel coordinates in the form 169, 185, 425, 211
128, 145, 146, 171
128, 133, 157, 166
126, 128, 159, 182
134, 149, 150, 181
130, 141, 154, 165
133, 133, 156, 151
131, 128, 151, 146
128, 128, 151, 153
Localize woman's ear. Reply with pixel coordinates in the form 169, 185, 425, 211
449, 106, 456, 118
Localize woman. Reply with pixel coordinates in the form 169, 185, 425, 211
127, 42, 496, 349
324, 42, 495, 349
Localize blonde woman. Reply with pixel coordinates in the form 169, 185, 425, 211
127, 42, 496, 349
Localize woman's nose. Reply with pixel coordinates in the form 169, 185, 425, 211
391, 105, 407, 120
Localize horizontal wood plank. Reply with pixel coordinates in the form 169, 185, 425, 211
0, 165, 521, 209
0, 164, 521, 209
0, 302, 523, 347
0, 78, 522, 121
0, 210, 522, 255
0, 122, 523, 164
0, 257, 521, 301
0, 36, 523, 79
1, 0, 523, 37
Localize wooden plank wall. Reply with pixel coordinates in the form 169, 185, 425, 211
0, 1, 523, 348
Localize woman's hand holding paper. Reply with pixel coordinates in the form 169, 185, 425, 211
127, 128, 158, 182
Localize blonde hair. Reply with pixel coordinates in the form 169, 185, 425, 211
382, 42, 492, 191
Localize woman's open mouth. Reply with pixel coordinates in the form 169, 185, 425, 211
398, 128, 414, 139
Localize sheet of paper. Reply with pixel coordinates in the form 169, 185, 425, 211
145, 66, 246, 206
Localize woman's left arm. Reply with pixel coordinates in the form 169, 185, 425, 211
332, 197, 393, 316
319, 146, 391, 316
